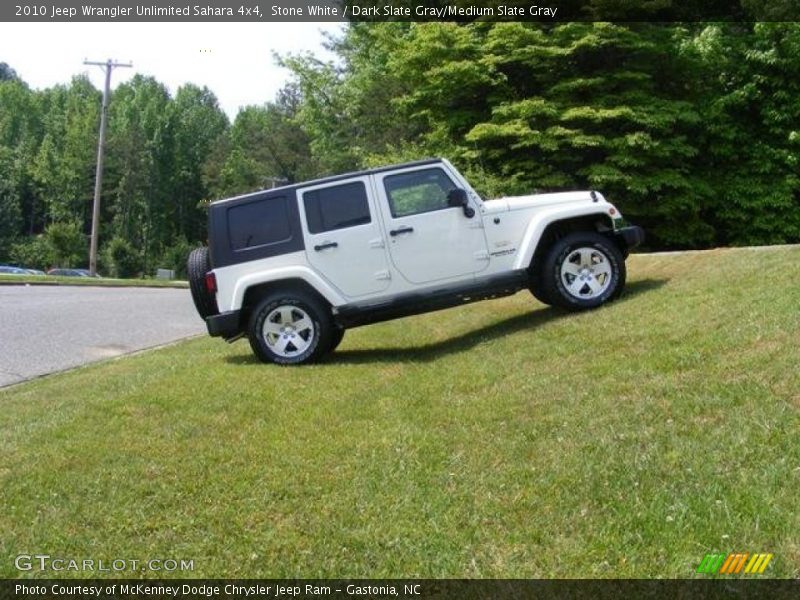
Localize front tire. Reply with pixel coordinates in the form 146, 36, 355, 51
529, 268, 553, 306
248, 291, 333, 365
541, 232, 626, 311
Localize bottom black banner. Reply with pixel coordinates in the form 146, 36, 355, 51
2, 579, 799, 600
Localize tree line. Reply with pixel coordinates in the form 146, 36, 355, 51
284, 22, 799, 249
1, 21, 798, 277
0, 62, 311, 276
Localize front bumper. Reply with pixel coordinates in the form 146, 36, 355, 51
616, 225, 645, 249
206, 310, 242, 338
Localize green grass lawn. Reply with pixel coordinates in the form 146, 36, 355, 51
0, 274, 187, 288
1, 246, 798, 579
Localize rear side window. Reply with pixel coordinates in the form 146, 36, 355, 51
227, 196, 292, 251
303, 182, 371, 234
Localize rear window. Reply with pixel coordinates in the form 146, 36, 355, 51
227, 196, 292, 252
303, 182, 371, 234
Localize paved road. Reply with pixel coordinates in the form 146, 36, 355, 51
0, 286, 204, 387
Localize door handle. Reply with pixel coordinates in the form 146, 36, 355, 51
390, 226, 414, 237
314, 242, 338, 251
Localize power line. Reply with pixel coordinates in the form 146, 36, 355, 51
85, 58, 132, 276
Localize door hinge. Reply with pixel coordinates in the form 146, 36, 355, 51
474, 251, 490, 261
374, 269, 391, 280
369, 237, 385, 249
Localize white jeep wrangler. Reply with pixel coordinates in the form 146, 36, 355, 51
188, 158, 644, 364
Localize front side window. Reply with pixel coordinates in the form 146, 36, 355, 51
303, 181, 371, 234
383, 168, 458, 218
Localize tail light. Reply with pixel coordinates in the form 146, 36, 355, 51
204, 272, 217, 294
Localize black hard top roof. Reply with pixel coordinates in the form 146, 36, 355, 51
210, 158, 443, 206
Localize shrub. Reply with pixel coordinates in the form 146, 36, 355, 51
105, 236, 143, 278
45, 222, 86, 268
9, 236, 55, 271
158, 237, 194, 279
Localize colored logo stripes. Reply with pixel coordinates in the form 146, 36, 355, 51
697, 553, 773, 574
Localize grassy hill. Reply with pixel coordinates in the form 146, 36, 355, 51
1, 246, 798, 578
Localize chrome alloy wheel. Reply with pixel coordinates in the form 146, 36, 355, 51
261, 305, 315, 358
560, 246, 613, 300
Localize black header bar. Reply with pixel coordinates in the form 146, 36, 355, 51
3, 1, 799, 22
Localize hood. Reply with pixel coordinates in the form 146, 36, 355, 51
483, 191, 600, 213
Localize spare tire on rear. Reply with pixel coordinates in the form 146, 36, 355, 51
187, 246, 219, 319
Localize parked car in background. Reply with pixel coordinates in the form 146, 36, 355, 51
25, 269, 46, 275
47, 268, 100, 278
72, 269, 101, 278
0, 265, 29, 275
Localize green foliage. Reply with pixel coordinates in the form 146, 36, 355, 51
104, 235, 142, 278
458, 23, 709, 246
44, 221, 85, 268
168, 84, 229, 241
9, 221, 86, 270
9, 236, 53, 270
207, 84, 318, 200
96, 76, 227, 273
2, 25, 800, 253
157, 236, 193, 279
283, 22, 800, 249
0, 190, 22, 260
27, 76, 101, 225
0, 72, 232, 272
688, 23, 800, 246
0, 147, 22, 259
280, 23, 419, 174
104, 74, 173, 269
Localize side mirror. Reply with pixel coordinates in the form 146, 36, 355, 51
447, 188, 475, 218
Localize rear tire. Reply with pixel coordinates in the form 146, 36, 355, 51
187, 246, 218, 319
248, 290, 333, 365
541, 232, 626, 311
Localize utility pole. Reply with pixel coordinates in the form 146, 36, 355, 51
85, 58, 132, 276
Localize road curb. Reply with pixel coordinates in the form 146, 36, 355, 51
0, 280, 188, 289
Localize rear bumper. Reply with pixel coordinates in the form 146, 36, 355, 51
616, 225, 645, 249
206, 310, 242, 338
